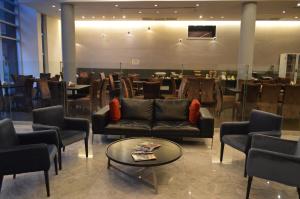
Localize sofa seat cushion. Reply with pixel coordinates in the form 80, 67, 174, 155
60, 130, 86, 146
152, 121, 200, 137
105, 120, 151, 136
222, 134, 249, 152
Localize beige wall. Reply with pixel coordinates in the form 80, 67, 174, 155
46, 16, 62, 76
75, 20, 300, 72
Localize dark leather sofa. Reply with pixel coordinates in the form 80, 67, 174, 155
92, 99, 214, 143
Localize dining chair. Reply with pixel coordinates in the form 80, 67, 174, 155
280, 85, 300, 119
257, 84, 281, 114
120, 78, 129, 98
199, 78, 216, 106
143, 81, 161, 99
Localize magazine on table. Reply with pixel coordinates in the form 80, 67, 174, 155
131, 152, 157, 161
133, 142, 161, 152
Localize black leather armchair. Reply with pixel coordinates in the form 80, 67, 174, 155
220, 109, 282, 177
32, 105, 89, 169
0, 118, 58, 197
246, 135, 300, 199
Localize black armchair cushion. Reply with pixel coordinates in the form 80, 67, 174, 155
121, 98, 153, 121
0, 144, 51, 174
152, 121, 200, 137
0, 119, 19, 147
154, 99, 189, 121
222, 134, 249, 152
60, 130, 86, 146
104, 120, 151, 136
249, 110, 282, 132
33, 105, 64, 128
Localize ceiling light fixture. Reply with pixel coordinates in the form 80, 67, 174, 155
196, 4, 199, 7
297, 2, 300, 7
282, 10, 286, 14
138, 11, 142, 14
154, 4, 158, 7
114, 4, 119, 7
52, 5, 56, 8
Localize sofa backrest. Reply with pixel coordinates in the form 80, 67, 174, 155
154, 99, 189, 121
121, 98, 153, 121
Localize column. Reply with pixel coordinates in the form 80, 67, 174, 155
237, 2, 257, 80
61, 3, 76, 82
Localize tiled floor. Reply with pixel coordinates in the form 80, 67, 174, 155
0, 122, 299, 199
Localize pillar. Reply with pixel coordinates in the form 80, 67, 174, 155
237, 2, 257, 80
61, 3, 76, 82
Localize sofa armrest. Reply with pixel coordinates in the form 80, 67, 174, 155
64, 117, 90, 139
220, 121, 250, 141
17, 130, 59, 148
92, 105, 110, 134
198, 108, 214, 138
32, 123, 60, 132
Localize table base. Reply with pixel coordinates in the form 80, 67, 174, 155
107, 159, 158, 193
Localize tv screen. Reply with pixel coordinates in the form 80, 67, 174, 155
188, 25, 216, 39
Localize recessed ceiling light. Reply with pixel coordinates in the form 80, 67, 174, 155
122, 15, 126, 19
154, 4, 158, 7
138, 11, 142, 14
52, 5, 56, 8
196, 4, 199, 7
294, 16, 299, 19
81, 16, 85, 19
282, 10, 286, 14
174, 10, 178, 14
114, 4, 119, 7
199, 15, 203, 18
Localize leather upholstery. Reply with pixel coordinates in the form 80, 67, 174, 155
152, 121, 200, 137
222, 135, 249, 152
154, 99, 189, 121
121, 98, 153, 121
105, 120, 151, 135
60, 130, 86, 146
33, 105, 64, 129
92, 99, 215, 139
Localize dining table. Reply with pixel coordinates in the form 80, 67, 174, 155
67, 84, 91, 96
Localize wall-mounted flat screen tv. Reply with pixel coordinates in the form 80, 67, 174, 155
188, 25, 216, 39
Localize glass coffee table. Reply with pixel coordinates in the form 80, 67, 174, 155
106, 137, 182, 193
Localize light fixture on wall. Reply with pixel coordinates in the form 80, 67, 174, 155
147, 26, 151, 30
174, 10, 178, 14
113, 16, 116, 19
52, 5, 56, 8
221, 16, 225, 19
154, 4, 158, 7
199, 15, 203, 19
138, 11, 142, 14
297, 2, 300, 7
294, 16, 299, 19
58, 8, 61, 12
81, 16, 85, 19
156, 11, 160, 14
114, 4, 119, 7
196, 4, 200, 7
178, 38, 182, 43
102, 16, 106, 19
128, 31, 131, 35
92, 16, 95, 19
122, 15, 126, 19
282, 10, 286, 14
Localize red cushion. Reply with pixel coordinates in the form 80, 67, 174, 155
109, 98, 121, 122
189, 99, 200, 124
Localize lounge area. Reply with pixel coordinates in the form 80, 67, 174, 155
1, 0, 300, 199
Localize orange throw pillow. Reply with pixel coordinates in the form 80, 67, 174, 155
109, 98, 121, 122
189, 99, 200, 124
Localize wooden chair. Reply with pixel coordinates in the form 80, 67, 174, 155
257, 84, 281, 114
39, 79, 52, 107
280, 85, 300, 119
177, 77, 189, 99
99, 78, 109, 108
124, 78, 134, 98
143, 81, 161, 99
108, 74, 120, 99
40, 73, 51, 80
186, 78, 201, 100
199, 78, 216, 106
120, 78, 129, 98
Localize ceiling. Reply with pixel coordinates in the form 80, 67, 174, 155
22, 1, 300, 21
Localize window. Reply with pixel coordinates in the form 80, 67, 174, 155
0, 0, 18, 81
